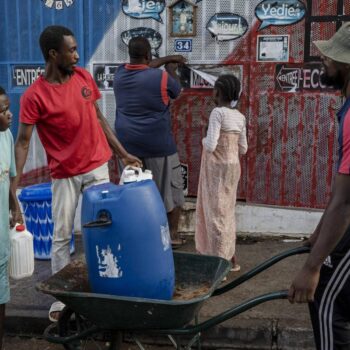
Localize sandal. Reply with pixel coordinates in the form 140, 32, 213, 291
49, 301, 65, 322
230, 264, 241, 272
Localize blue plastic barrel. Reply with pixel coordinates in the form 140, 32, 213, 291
18, 183, 75, 260
81, 181, 174, 300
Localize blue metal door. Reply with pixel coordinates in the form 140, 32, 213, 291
0, 0, 85, 137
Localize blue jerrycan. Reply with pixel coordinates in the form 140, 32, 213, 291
81, 181, 175, 300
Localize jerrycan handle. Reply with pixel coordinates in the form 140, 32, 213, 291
83, 211, 112, 228
119, 165, 144, 184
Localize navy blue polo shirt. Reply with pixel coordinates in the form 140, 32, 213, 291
114, 64, 181, 158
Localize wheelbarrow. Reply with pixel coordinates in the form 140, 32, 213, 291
37, 246, 310, 349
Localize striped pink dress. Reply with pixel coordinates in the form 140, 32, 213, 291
195, 107, 247, 260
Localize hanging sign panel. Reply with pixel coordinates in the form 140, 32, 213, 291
122, 0, 165, 23
174, 39, 192, 52
255, 0, 306, 31
257, 35, 289, 62
42, 0, 75, 10
93, 64, 119, 91
206, 13, 248, 41
178, 65, 243, 89
275, 63, 333, 92
121, 27, 162, 57
11, 65, 45, 88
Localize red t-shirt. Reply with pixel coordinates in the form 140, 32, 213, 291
20, 67, 112, 179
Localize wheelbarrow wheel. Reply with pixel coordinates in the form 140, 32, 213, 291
57, 307, 88, 350
57, 307, 121, 350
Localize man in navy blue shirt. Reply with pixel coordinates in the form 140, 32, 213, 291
114, 37, 186, 246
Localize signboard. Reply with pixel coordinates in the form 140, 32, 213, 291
275, 63, 331, 92
121, 27, 162, 57
257, 35, 289, 62
178, 65, 243, 89
121, 0, 165, 23
93, 64, 119, 90
42, 0, 75, 10
206, 13, 248, 41
174, 39, 192, 52
255, 0, 306, 30
11, 65, 45, 88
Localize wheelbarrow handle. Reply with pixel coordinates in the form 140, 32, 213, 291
213, 245, 310, 296
156, 290, 289, 336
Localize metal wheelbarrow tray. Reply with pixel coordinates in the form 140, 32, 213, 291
37, 247, 310, 349
37, 252, 231, 331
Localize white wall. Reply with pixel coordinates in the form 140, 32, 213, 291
179, 201, 323, 237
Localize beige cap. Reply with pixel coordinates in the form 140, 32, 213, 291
314, 22, 350, 64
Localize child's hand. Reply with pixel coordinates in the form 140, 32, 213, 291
10, 209, 23, 228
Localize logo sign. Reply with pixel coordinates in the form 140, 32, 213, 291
180, 164, 188, 196
12, 65, 45, 88
122, 0, 165, 23
42, 0, 75, 10
121, 27, 162, 57
174, 39, 192, 52
93, 64, 119, 91
275, 63, 331, 92
206, 13, 248, 41
257, 35, 289, 62
255, 0, 306, 31
188, 65, 243, 89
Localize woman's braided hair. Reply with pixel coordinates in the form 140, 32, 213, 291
214, 74, 241, 103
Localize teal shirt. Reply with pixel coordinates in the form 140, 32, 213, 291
0, 129, 16, 265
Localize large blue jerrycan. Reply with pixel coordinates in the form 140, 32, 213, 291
81, 181, 175, 300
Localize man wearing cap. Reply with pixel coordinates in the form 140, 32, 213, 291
288, 23, 350, 349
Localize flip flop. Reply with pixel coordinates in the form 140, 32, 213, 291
49, 301, 65, 322
230, 264, 241, 272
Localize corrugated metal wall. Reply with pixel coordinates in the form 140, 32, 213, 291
2, 0, 350, 209
0, 0, 85, 137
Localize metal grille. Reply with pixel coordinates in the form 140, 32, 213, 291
166, 0, 260, 63
86, 0, 261, 65
172, 63, 250, 198
10, 0, 349, 210
311, 0, 338, 16
97, 92, 116, 129
248, 59, 342, 208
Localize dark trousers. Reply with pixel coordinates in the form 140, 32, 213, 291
309, 250, 350, 350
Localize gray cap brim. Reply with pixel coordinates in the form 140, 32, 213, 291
313, 39, 350, 65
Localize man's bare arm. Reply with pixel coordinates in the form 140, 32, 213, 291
94, 103, 142, 167
10, 123, 34, 225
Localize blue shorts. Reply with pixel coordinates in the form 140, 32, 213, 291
0, 261, 10, 304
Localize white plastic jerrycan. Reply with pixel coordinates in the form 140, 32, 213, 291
9, 224, 34, 280
119, 166, 153, 185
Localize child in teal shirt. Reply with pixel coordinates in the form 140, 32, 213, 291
0, 86, 17, 349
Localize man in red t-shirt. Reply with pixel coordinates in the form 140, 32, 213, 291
11, 25, 141, 321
